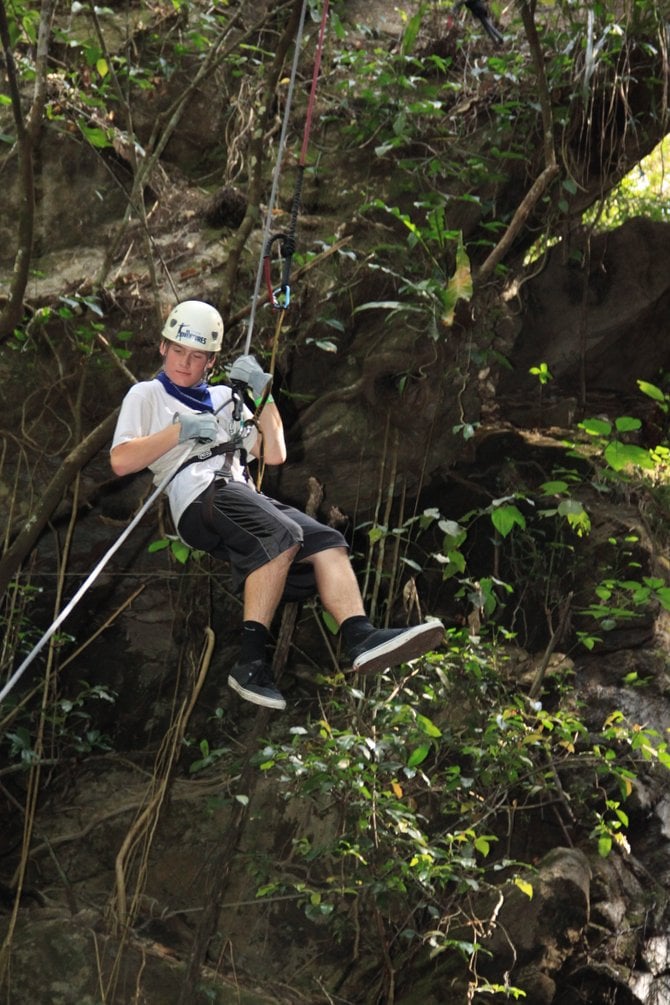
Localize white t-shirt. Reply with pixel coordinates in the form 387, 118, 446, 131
111, 379, 258, 526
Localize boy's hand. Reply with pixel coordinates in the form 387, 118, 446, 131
229, 354, 273, 401
176, 412, 219, 444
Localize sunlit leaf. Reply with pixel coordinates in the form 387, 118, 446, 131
579, 417, 612, 437
514, 877, 534, 899
637, 379, 666, 404
441, 232, 472, 327
604, 441, 654, 471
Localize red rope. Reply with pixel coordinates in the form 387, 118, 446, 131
299, 0, 330, 167
264, 0, 330, 309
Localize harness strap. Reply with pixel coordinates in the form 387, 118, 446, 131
172, 439, 243, 477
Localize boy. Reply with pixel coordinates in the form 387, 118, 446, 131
111, 300, 443, 710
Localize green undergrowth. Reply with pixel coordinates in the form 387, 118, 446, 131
231, 625, 669, 997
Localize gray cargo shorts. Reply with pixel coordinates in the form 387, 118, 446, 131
178, 478, 348, 600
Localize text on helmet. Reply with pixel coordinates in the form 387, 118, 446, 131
174, 322, 207, 345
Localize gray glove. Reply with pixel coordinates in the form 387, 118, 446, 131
229, 354, 272, 400
175, 412, 219, 444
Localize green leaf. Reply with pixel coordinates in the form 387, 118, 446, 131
614, 416, 641, 433
540, 480, 568, 494
637, 379, 666, 404
416, 713, 442, 738
654, 587, 670, 611
491, 504, 526, 538
474, 835, 492, 856
441, 549, 466, 577
529, 361, 552, 385
598, 835, 612, 857
256, 882, 280, 898
604, 441, 654, 471
321, 610, 339, 635
579, 417, 612, 437
77, 120, 112, 149
401, 9, 422, 54
148, 539, 169, 553
170, 540, 191, 564
407, 744, 430, 768
557, 498, 591, 535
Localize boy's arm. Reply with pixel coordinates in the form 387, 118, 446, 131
228, 354, 287, 466
251, 401, 287, 465
110, 423, 182, 476
111, 412, 218, 476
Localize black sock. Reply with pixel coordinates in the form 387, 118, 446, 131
340, 615, 374, 652
240, 621, 271, 663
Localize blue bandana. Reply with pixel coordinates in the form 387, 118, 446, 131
157, 371, 214, 413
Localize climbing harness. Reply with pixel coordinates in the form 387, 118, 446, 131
0, 0, 330, 707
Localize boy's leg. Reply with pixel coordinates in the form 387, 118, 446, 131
307, 546, 365, 623
243, 544, 301, 626
181, 483, 305, 711
227, 544, 302, 711
305, 547, 444, 674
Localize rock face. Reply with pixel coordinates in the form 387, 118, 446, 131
497, 218, 670, 407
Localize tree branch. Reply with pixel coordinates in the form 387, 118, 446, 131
476, 0, 558, 282
0, 410, 119, 599
0, 0, 55, 341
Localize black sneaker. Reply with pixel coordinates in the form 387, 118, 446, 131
347, 621, 444, 675
228, 659, 287, 710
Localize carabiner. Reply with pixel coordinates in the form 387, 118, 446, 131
263, 232, 295, 312
271, 284, 291, 310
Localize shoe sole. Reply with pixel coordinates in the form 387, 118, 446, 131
349, 622, 444, 675
227, 675, 287, 710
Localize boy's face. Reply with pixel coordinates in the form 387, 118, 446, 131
160, 340, 215, 386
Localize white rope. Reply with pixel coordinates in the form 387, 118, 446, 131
0, 450, 193, 706
244, 0, 309, 352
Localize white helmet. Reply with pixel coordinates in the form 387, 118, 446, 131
161, 300, 224, 352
